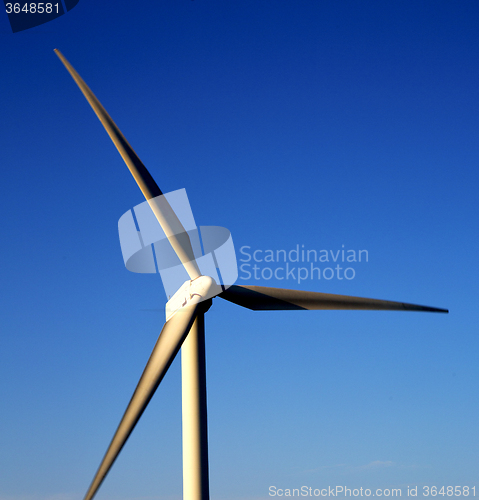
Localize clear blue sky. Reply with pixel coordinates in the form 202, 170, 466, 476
0, 2, 477, 499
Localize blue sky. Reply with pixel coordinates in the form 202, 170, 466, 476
0, 1, 477, 499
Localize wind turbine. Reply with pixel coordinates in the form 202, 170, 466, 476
54, 49, 448, 500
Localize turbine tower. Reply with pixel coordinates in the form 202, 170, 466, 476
54, 49, 448, 500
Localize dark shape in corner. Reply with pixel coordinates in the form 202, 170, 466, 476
4, 0, 79, 33
63, 0, 80, 11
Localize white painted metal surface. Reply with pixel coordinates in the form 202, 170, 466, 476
182, 314, 210, 500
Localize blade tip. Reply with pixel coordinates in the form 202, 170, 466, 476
424, 306, 449, 313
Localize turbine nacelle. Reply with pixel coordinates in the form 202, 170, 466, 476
166, 276, 221, 321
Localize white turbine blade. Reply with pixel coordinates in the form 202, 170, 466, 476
82, 301, 203, 500
54, 49, 201, 280
219, 285, 448, 313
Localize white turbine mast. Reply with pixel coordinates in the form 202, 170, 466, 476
54, 49, 448, 500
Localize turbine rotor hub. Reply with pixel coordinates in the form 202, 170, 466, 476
166, 275, 221, 321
